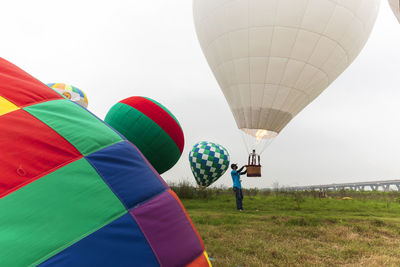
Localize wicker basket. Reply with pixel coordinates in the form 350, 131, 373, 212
246, 165, 261, 177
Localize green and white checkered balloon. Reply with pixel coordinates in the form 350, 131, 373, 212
189, 141, 230, 187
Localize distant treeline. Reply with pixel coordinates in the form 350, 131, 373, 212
168, 181, 400, 202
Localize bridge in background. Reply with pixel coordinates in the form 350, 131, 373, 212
286, 180, 400, 192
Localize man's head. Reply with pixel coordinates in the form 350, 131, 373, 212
231, 163, 238, 170
252, 149, 256, 153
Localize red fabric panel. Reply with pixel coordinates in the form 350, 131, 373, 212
0, 109, 82, 198
120, 97, 184, 153
0, 58, 62, 107
186, 252, 209, 267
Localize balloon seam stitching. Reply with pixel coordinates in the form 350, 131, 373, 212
168, 189, 206, 250
83, 140, 125, 157
196, 1, 368, 33
214, 57, 329, 92
203, 26, 351, 64
266, 0, 313, 132
187, 250, 208, 267
130, 188, 168, 211
84, 156, 130, 210
142, 96, 182, 129
118, 103, 183, 153
164, 190, 206, 266
123, 100, 183, 151
125, 140, 169, 188
0, 156, 84, 199
129, 212, 163, 266
84, 103, 127, 141
31, 210, 129, 266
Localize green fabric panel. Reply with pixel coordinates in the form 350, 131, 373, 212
0, 158, 126, 267
105, 103, 181, 174
143, 97, 182, 128
24, 99, 123, 156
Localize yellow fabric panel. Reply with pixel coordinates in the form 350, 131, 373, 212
52, 83, 65, 89
0, 96, 19, 116
204, 251, 212, 267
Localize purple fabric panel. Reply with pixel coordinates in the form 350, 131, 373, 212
130, 191, 203, 267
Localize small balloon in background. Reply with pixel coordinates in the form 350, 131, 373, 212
47, 83, 88, 108
189, 141, 230, 187
105, 96, 184, 174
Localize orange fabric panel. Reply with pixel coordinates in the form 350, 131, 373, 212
186, 252, 211, 267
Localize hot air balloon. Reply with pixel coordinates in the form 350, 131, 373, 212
105, 96, 184, 174
193, 0, 380, 176
0, 58, 210, 267
189, 141, 230, 187
389, 0, 400, 23
47, 83, 89, 108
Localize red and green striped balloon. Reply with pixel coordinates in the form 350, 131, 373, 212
105, 96, 184, 174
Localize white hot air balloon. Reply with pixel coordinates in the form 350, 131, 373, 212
389, 0, 400, 22
193, 0, 380, 158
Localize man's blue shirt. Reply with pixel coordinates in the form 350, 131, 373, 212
231, 170, 242, 189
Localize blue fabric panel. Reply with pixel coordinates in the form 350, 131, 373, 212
86, 141, 166, 209
39, 213, 159, 267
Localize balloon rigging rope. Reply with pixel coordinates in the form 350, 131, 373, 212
240, 131, 251, 155
260, 138, 275, 155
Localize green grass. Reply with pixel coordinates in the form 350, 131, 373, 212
181, 194, 400, 266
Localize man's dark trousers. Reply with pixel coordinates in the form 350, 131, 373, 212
233, 187, 243, 210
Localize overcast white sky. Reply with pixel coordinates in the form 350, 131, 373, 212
1, 0, 400, 188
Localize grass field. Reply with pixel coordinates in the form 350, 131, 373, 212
179, 190, 400, 266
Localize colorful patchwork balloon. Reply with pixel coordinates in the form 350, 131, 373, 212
189, 142, 230, 187
47, 83, 89, 108
105, 96, 184, 174
0, 58, 210, 267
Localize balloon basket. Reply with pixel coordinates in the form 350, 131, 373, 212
246, 165, 261, 177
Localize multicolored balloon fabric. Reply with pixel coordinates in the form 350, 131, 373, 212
0, 58, 210, 267
105, 96, 184, 174
47, 83, 89, 108
189, 141, 230, 187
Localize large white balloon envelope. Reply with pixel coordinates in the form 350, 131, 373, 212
193, 0, 380, 154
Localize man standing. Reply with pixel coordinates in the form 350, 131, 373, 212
231, 164, 247, 211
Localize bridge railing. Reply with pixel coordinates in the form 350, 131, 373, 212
285, 180, 400, 192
